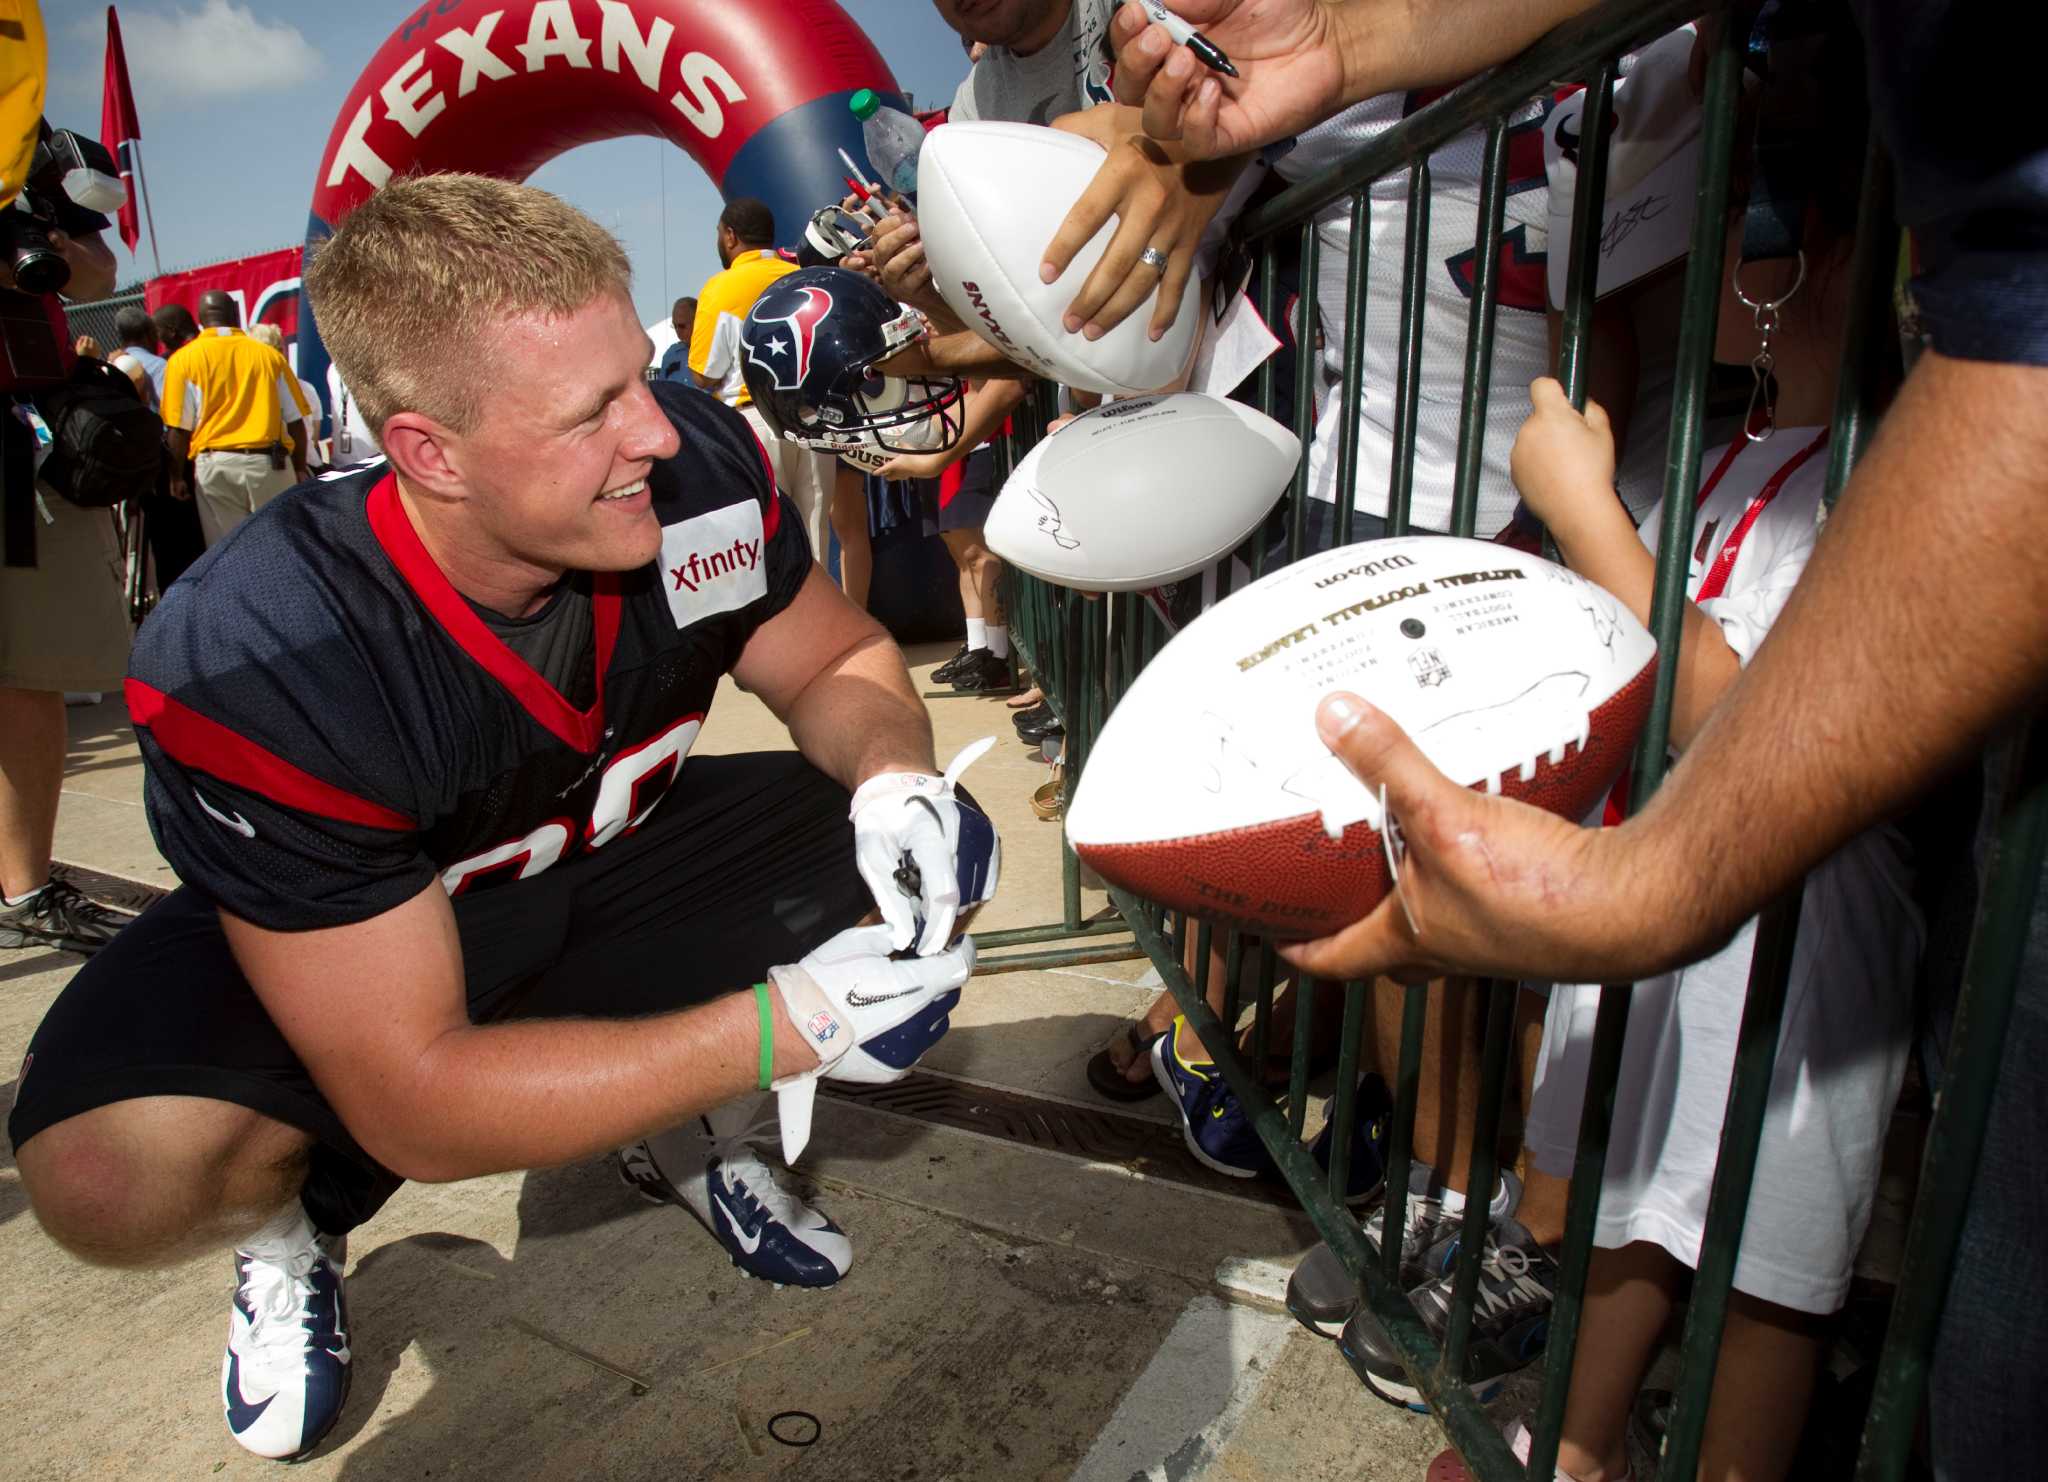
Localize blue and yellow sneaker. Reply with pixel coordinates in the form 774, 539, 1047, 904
1151, 1016, 1266, 1178
1308, 1072, 1394, 1207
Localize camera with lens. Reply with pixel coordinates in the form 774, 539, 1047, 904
1, 128, 125, 296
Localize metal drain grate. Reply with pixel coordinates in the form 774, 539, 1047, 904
54, 864, 1298, 1210
51, 862, 167, 916
821, 1074, 1300, 1208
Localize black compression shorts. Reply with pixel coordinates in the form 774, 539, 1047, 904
8, 752, 871, 1234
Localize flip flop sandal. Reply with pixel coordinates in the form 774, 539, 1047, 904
1031, 764, 1065, 822
1086, 1023, 1163, 1102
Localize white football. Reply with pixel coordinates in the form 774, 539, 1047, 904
918, 121, 1200, 396
985, 393, 1297, 590
1065, 537, 1659, 937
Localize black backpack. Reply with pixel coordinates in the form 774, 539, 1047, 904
35, 356, 163, 509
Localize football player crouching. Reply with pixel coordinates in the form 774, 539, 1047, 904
8, 176, 997, 1462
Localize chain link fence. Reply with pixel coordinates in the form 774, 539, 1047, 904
62, 286, 147, 353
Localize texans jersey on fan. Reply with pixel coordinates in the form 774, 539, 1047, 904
126, 384, 812, 932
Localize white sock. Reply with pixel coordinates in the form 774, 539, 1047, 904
1434, 1176, 1510, 1219
2, 881, 49, 908
238, 1200, 312, 1253
985, 624, 1010, 659
965, 617, 987, 652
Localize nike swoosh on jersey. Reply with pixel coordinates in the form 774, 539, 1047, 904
713, 1190, 763, 1253
195, 789, 257, 838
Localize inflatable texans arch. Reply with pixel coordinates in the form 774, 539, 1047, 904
297, 0, 906, 397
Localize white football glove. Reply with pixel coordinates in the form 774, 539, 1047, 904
850, 736, 1000, 956
768, 922, 975, 1161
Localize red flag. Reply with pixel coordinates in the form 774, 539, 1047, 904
100, 7, 142, 253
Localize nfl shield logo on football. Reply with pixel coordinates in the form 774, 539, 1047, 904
1409, 648, 1452, 688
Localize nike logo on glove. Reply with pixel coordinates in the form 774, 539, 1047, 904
845, 985, 923, 1008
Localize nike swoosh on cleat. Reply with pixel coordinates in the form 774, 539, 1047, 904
224, 1351, 277, 1433
1209, 1103, 1229, 1120
713, 1189, 763, 1254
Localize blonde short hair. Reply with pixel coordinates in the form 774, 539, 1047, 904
303, 173, 632, 435
248, 323, 285, 352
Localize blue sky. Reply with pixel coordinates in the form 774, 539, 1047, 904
45, 0, 970, 327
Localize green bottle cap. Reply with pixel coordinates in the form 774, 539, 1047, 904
850, 89, 882, 121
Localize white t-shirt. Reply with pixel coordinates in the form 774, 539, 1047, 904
326, 362, 381, 465
1277, 92, 1554, 536
948, 0, 1116, 125
293, 376, 323, 462
1525, 430, 1921, 1315
1609, 270, 1685, 521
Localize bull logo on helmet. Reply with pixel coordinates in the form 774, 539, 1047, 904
744, 285, 834, 393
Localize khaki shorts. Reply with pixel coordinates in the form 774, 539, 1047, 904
739, 404, 833, 560
194, 449, 293, 548
0, 484, 131, 693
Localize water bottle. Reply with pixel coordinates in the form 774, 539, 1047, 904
850, 89, 923, 199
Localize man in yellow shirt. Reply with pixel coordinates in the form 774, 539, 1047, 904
692, 199, 832, 557
161, 291, 313, 547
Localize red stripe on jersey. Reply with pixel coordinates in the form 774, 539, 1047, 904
125, 678, 415, 831
365, 475, 616, 754
747, 428, 783, 542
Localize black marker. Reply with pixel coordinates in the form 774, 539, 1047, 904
1139, 1, 1240, 80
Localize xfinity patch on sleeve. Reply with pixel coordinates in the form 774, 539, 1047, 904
660, 500, 768, 629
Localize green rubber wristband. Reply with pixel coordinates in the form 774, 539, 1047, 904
755, 981, 776, 1091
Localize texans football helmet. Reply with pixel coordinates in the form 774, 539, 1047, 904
740, 267, 964, 461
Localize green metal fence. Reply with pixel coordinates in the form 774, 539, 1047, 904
999, 0, 2044, 1476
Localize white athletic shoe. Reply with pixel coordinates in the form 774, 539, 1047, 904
222, 1204, 351, 1460
618, 1112, 852, 1288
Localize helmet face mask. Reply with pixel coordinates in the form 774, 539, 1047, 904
742, 268, 966, 462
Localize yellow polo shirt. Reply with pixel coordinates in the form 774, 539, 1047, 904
161, 327, 313, 454
691, 249, 796, 407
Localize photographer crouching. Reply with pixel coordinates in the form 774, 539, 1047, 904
1, 121, 158, 956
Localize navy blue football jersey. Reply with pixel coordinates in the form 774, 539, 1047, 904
127, 385, 813, 931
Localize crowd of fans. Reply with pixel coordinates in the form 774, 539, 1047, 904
821, 2, 2031, 1479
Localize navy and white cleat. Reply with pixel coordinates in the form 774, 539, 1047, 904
619, 1130, 852, 1288
222, 1204, 351, 1460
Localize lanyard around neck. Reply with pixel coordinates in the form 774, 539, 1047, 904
1688, 427, 1829, 602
